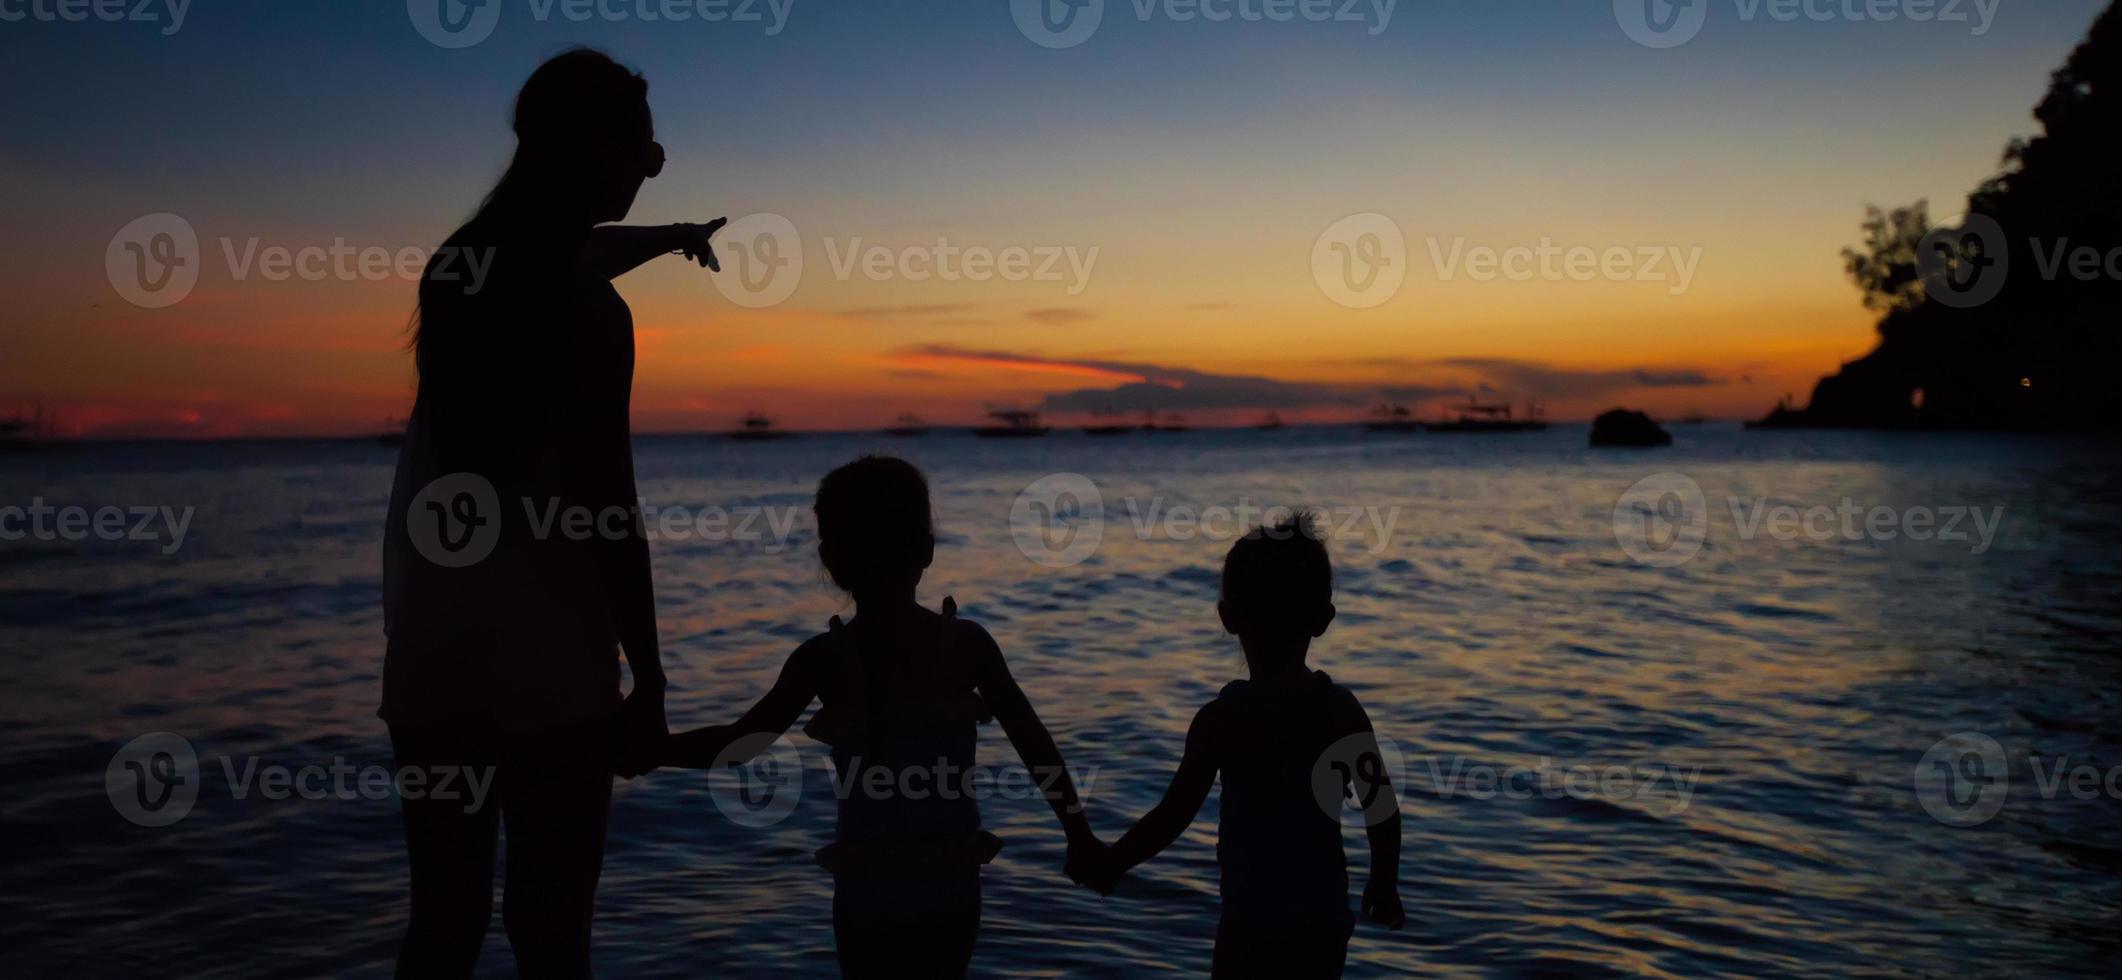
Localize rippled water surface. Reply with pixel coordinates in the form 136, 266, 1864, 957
3, 426, 2120, 977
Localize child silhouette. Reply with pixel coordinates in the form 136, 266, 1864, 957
1084, 512, 1404, 979
659, 456, 1104, 977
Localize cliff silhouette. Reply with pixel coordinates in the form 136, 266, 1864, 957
1757, 2, 2121, 431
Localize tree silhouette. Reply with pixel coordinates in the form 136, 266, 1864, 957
1841, 202, 1932, 315
1769, 2, 2120, 430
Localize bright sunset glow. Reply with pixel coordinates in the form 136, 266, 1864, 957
1, 2, 2107, 436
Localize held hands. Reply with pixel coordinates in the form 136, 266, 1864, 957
1362, 877, 1405, 930
1064, 832, 1122, 896
670, 218, 728, 272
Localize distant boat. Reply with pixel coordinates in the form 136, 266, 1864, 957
1365, 404, 1420, 433
1140, 410, 1191, 433
1676, 412, 1709, 425
1423, 399, 1547, 433
375, 415, 406, 447
885, 413, 930, 436
729, 411, 794, 441
1256, 412, 1286, 431
1083, 421, 1133, 436
975, 409, 1051, 438
1, 407, 54, 451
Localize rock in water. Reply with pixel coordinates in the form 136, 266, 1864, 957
1590, 409, 1672, 448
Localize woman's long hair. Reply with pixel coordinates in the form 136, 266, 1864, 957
410, 49, 651, 370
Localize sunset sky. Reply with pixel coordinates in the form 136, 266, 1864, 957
0, 0, 2108, 437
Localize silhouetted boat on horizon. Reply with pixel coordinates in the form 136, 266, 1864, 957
1084, 421, 1134, 436
1424, 399, 1547, 433
1256, 412, 1286, 431
885, 413, 930, 436
729, 412, 794, 441
1141, 410, 1191, 433
1365, 404, 1420, 433
375, 415, 406, 447
975, 409, 1051, 438
1, 407, 55, 451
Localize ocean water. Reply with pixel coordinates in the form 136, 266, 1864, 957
2, 425, 2119, 977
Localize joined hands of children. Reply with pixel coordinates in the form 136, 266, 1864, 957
1064, 831, 1120, 896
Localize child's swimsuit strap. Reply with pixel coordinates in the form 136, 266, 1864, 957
802, 613, 868, 745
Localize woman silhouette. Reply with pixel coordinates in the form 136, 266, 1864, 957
380, 49, 723, 978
